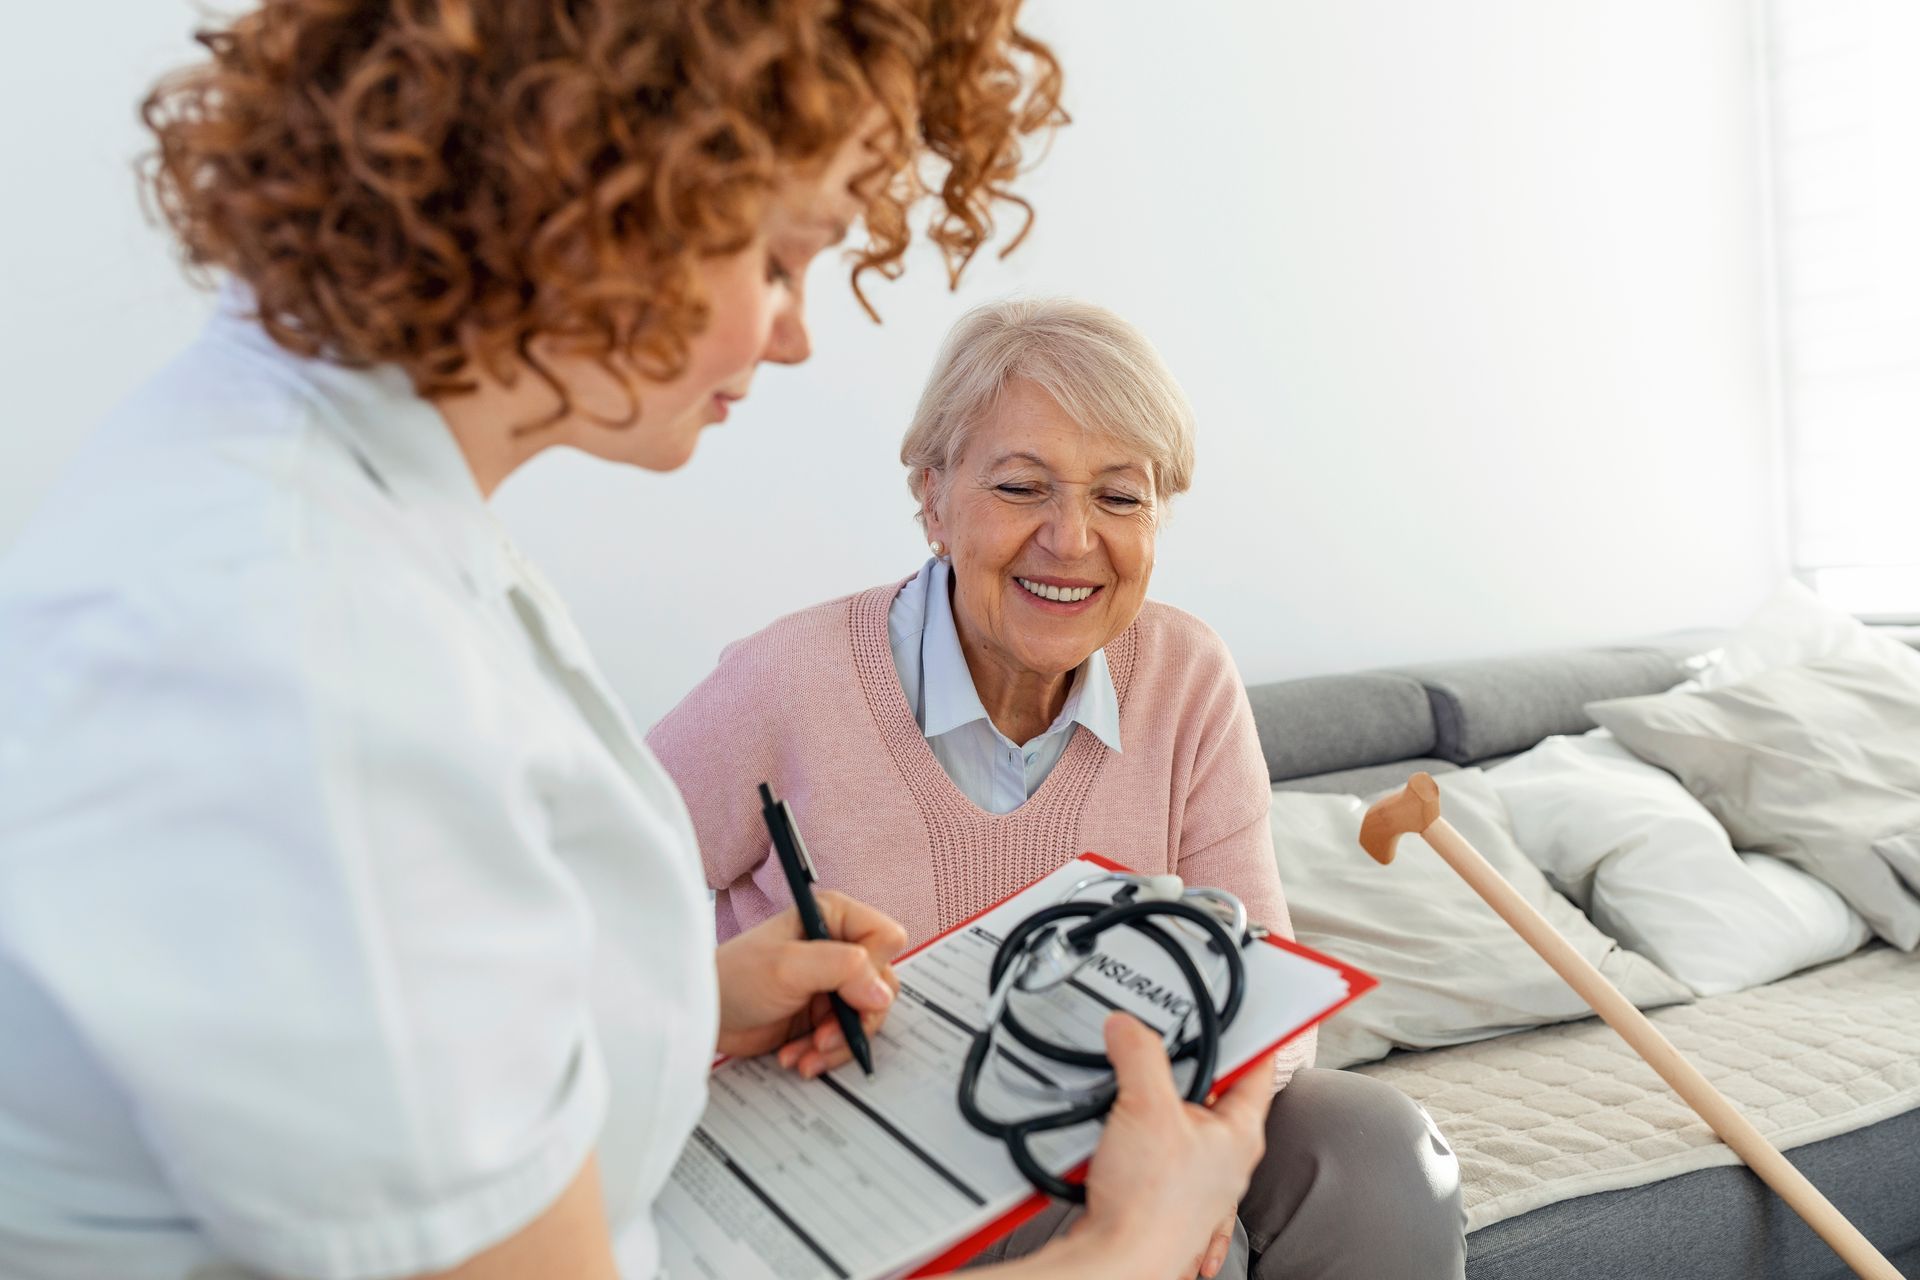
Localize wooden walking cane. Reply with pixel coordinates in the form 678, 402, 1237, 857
1359, 773, 1902, 1280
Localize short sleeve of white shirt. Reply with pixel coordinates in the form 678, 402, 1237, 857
1, 555, 608, 1278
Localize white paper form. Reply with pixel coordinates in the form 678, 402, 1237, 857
656, 857, 1369, 1280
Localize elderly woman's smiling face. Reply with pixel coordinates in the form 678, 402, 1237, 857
924, 378, 1158, 681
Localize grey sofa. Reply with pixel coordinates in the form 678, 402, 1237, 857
1239, 635, 1920, 1280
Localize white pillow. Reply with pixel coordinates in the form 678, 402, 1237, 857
1487, 730, 1872, 996
1269, 770, 1692, 1070
1588, 655, 1920, 949
1695, 579, 1920, 690
1740, 852, 1875, 964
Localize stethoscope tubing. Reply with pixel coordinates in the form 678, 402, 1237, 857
959, 892, 1247, 1203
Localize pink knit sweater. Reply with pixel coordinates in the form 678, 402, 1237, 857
648, 580, 1315, 1080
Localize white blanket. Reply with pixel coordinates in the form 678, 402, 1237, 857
1355, 944, 1920, 1230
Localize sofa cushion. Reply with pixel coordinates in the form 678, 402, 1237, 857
1463, 1107, 1920, 1280
1357, 943, 1920, 1233
1396, 647, 1688, 764
1274, 758, 1459, 796
1246, 672, 1435, 783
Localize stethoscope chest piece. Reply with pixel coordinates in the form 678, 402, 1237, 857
1009, 925, 1093, 995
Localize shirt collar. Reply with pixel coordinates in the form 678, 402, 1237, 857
920, 557, 1123, 753
213, 288, 510, 598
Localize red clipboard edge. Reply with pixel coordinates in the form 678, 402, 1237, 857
903, 852, 1377, 1277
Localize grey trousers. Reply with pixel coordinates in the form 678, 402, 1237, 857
963, 1068, 1468, 1279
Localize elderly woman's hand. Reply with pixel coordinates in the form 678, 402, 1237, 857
712, 890, 907, 1076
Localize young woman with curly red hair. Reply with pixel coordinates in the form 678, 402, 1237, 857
0, 3, 1282, 1279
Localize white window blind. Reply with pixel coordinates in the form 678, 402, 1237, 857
1762, 0, 1920, 621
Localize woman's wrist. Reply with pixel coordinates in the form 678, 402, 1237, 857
1002, 1212, 1183, 1280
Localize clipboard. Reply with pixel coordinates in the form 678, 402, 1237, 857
656, 854, 1376, 1280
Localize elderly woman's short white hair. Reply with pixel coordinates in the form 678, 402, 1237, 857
901, 298, 1196, 521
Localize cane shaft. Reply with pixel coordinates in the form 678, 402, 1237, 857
1424, 817, 1899, 1280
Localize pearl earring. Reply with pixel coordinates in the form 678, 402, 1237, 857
930, 540, 945, 558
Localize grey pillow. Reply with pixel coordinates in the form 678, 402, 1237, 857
1588, 654, 1920, 950
1269, 770, 1693, 1069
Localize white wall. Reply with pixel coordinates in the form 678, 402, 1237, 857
1, 1, 1784, 728
0, 6, 215, 528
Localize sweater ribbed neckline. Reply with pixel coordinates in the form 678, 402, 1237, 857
846, 581, 1141, 928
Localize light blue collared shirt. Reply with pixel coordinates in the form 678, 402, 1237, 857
888, 557, 1122, 814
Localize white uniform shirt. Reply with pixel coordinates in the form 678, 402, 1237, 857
887, 557, 1122, 814
0, 304, 717, 1279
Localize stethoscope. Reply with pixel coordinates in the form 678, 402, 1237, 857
956, 871, 1255, 1201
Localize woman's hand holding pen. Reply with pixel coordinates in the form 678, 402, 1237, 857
713, 891, 907, 1076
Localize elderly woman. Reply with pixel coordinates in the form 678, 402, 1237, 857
649, 298, 1468, 1280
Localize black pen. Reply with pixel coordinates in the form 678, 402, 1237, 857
758, 782, 875, 1077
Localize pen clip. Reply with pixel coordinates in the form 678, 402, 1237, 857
777, 799, 819, 882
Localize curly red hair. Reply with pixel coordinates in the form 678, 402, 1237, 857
141, 0, 1064, 407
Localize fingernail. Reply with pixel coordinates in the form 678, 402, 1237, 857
859, 977, 893, 1007
777, 1044, 800, 1069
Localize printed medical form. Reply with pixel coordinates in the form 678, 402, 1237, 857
656, 858, 1368, 1280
